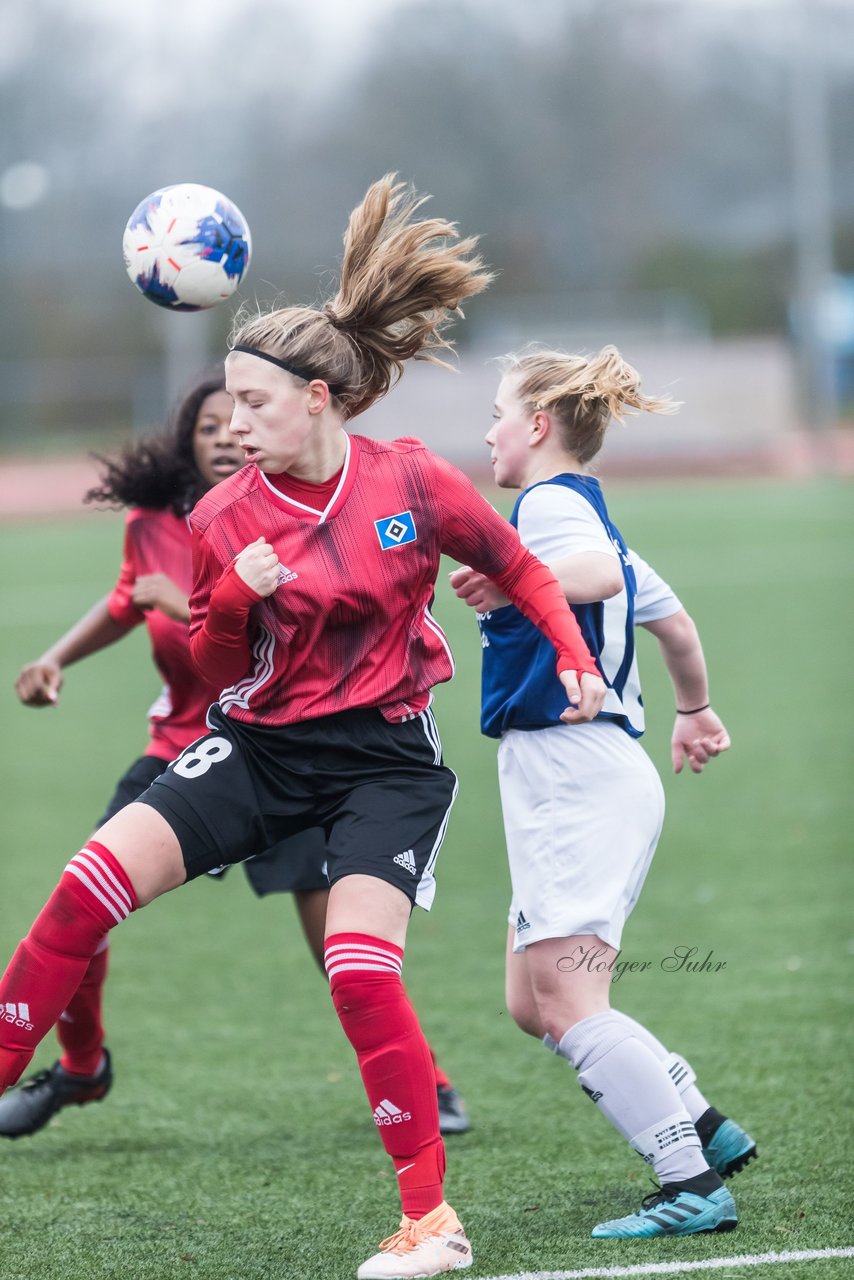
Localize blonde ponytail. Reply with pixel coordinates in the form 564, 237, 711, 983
230, 175, 493, 419
502, 345, 679, 465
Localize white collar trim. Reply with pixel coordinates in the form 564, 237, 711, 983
258, 435, 352, 524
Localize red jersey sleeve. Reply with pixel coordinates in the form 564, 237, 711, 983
188, 528, 264, 688
106, 520, 146, 629
431, 453, 600, 679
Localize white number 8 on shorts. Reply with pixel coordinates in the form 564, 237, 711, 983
172, 736, 233, 779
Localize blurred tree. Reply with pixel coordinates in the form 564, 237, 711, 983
631, 240, 793, 335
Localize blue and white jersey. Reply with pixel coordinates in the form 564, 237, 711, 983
479, 474, 644, 739
629, 549, 682, 626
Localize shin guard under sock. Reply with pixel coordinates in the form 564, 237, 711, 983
325, 932, 445, 1218
551, 1011, 712, 1183
57, 938, 110, 1077
0, 843, 135, 1088
610, 1010, 713, 1123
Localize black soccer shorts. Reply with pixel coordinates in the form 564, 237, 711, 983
96, 755, 330, 896
240, 828, 330, 896
137, 703, 457, 909
95, 755, 167, 828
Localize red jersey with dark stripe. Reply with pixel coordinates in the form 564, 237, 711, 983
108, 508, 218, 758
189, 434, 570, 727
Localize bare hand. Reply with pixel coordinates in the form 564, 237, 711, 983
234, 537, 280, 597
448, 565, 509, 613
16, 658, 63, 707
559, 670, 607, 724
672, 706, 731, 774
132, 573, 190, 622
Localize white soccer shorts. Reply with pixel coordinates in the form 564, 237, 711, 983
499, 719, 665, 952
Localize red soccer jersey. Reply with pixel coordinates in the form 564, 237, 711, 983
108, 508, 220, 759
189, 435, 599, 727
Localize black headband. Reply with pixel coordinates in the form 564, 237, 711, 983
230, 345, 345, 397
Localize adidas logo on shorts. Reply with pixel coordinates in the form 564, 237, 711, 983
374, 1098, 412, 1126
393, 848, 417, 875
515, 910, 531, 935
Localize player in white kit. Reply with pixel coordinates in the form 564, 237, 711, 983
451, 345, 756, 1239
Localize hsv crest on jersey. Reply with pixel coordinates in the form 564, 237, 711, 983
188, 435, 536, 728
374, 510, 417, 550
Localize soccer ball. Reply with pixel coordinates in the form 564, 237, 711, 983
122, 183, 251, 311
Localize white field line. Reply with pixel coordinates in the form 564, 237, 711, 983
481, 1245, 854, 1280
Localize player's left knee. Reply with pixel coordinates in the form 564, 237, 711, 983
505, 989, 544, 1037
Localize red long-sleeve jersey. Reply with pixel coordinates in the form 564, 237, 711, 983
108, 508, 220, 758
189, 435, 599, 727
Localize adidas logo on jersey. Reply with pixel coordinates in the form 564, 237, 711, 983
2, 1002, 33, 1031
276, 563, 298, 585
515, 910, 531, 934
393, 848, 417, 875
374, 1098, 412, 1126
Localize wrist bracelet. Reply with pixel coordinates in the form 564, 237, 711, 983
676, 703, 710, 715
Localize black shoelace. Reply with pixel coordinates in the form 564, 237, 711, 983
640, 1182, 682, 1212
21, 1070, 54, 1091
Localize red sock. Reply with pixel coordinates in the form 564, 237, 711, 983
429, 1046, 452, 1091
325, 932, 445, 1219
402, 985, 450, 1090
57, 940, 110, 1077
0, 842, 135, 1089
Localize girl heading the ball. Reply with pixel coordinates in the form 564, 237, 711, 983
0, 175, 604, 1280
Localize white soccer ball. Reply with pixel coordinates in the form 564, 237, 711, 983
122, 182, 251, 311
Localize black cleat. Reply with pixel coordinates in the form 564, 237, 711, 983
694, 1107, 758, 1180
0, 1049, 113, 1139
702, 1118, 758, 1179
437, 1084, 470, 1135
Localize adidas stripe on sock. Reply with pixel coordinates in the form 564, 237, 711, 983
325, 932, 445, 1218
552, 1011, 712, 1184
0, 842, 135, 1089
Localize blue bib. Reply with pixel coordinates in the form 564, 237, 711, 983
478, 475, 643, 739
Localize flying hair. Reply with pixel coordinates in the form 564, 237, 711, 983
500, 345, 680, 465
229, 174, 494, 419
84, 371, 227, 516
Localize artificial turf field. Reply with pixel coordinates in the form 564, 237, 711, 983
0, 478, 851, 1280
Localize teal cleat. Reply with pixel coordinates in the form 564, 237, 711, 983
703, 1118, 757, 1179
591, 1184, 737, 1239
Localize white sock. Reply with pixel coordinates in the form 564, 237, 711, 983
610, 1011, 712, 1124
551, 1011, 711, 1184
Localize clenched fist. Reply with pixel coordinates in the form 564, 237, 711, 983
234, 537, 280, 597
